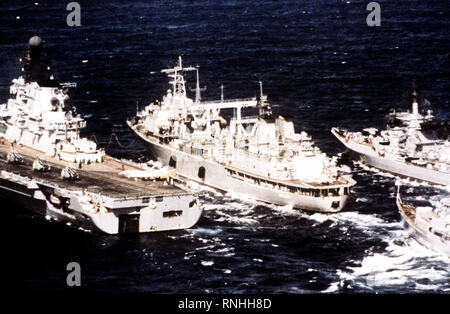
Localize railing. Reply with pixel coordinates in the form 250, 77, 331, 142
225, 168, 347, 196
200, 97, 257, 104
230, 115, 259, 122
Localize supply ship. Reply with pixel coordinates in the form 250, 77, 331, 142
0, 37, 202, 234
332, 83, 450, 186
128, 57, 355, 212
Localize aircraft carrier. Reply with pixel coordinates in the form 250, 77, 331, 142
0, 37, 202, 234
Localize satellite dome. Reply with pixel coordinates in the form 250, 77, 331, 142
28, 36, 42, 47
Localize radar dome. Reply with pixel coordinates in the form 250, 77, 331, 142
28, 36, 42, 47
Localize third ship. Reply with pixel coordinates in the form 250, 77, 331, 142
332, 82, 450, 186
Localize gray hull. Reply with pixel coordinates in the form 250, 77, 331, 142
401, 216, 450, 257
0, 175, 98, 232
0, 172, 203, 234
142, 138, 349, 213
0, 154, 203, 235
397, 202, 450, 257
332, 129, 450, 186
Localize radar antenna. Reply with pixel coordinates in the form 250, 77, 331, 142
162, 56, 197, 98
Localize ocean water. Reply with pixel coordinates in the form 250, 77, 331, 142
0, 0, 449, 293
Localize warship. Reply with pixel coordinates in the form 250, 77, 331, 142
332, 83, 450, 186
396, 187, 450, 257
127, 57, 355, 212
0, 37, 202, 234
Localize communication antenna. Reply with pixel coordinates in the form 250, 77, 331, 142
189, 65, 206, 103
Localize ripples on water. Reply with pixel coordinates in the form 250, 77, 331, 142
0, 0, 449, 293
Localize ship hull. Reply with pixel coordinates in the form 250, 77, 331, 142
0, 171, 203, 234
0, 176, 48, 214
397, 202, 450, 257
0, 175, 98, 232
0, 130, 203, 234
136, 134, 349, 213
332, 128, 450, 186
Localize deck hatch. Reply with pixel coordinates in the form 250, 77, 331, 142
119, 214, 140, 233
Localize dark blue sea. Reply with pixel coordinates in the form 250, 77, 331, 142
0, 0, 449, 294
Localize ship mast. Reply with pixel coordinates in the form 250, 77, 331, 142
161, 56, 196, 98
195, 66, 201, 103
257, 81, 272, 117
191, 65, 207, 104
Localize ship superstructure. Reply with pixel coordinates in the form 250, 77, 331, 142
128, 57, 355, 212
332, 85, 450, 186
0, 76, 104, 164
0, 37, 202, 234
